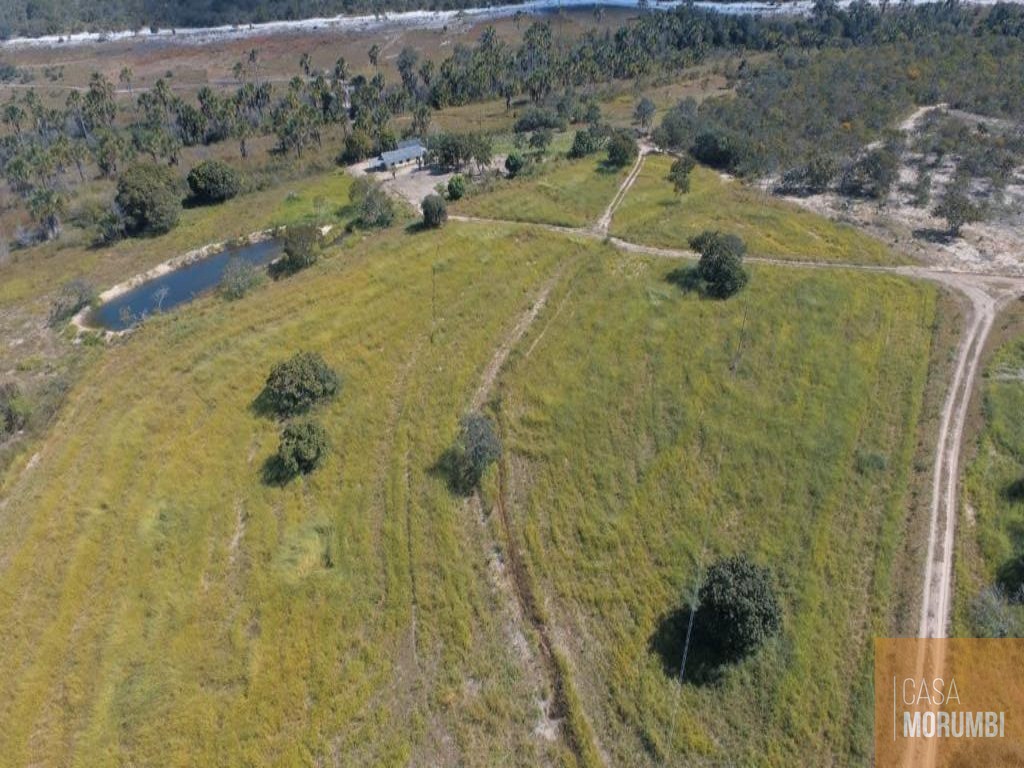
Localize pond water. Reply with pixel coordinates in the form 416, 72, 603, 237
89, 238, 282, 331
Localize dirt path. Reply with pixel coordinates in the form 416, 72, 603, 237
449, 210, 1024, 650
594, 141, 651, 235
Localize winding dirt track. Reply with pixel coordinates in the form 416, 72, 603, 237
456, 149, 1024, 651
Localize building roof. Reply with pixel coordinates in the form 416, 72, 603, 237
378, 141, 426, 166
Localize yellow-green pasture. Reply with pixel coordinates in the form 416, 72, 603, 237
610, 155, 901, 265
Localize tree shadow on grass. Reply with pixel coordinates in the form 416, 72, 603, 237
261, 454, 297, 487
648, 606, 735, 687
1002, 478, 1024, 503
665, 265, 702, 294
429, 447, 474, 497
250, 387, 282, 420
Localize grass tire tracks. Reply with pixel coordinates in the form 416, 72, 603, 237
464, 255, 606, 766
447, 213, 1024, 649
595, 142, 651, 236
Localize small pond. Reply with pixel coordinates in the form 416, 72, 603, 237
89, 237, 282, 331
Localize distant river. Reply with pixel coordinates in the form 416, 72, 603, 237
1, 0, 1012, 49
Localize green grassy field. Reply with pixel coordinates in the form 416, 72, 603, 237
0, 122, 947, 765
957, 329, 1024, 636
0, 168, 356, 309
494, 255, 937, 764
610, 155, 900, 264
454, 156, 629, 228
0, 222, 604, 767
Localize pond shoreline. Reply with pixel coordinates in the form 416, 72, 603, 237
70, 228, 278, 335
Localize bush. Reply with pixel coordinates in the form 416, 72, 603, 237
606, 130, 638, 168
447, 174, 466, 200
275, 419, 329, 479
667, 155, 695, 195
219, 257, 265, 300
262, 351, 340, 417
275, 224, 322, 275
421, 194, 447, 228
839, 147, 899, 200
0, 381, 30, 438
775, 154, 838, 196
48, 278, 97, 325
505, 151, 525, 178
569, 127, 604, 159
338, 130, 374, 165
350, 177, 395, 228
514, 107, 565, 133
970, 586, 1019, 638
187, 159, 241, 204
698, 555, 781, 660
933, 184, 985, 236
448, 412, 502, 494
691, 129, 751, 172
998, 555, 1024, 604
690, 231, 749, 299
115, 163, 181, 236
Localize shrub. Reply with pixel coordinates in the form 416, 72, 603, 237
219, 257, 265, 300
691, 129, 751, 173
338, 130, 374, 165
998, 555, 1024, 604
505, 151, 525, 178
275, 419, 329, 478
276, 224, 322, 275
48, 278, 97, 325
775, 154, 838, 196
514, 107, 565, 133
187, 159, 241, 204
606, 130, 638, 168
115, 163, 181, 236
667, 155, 695, 195
0, 382, 30, 438
690, 231, 749, 299
839, 147, 899, 200
569, 127, 603, 159
350, 177, 395, 228
262, 351, 340, 417
933, 183, 984, 236
447, 174, 466, 200
449, 412, 502, 494
421, 194, 447, 228
970, 586, 1019, 638
698, 555, 781, 660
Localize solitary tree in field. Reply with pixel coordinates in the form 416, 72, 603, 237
933, 182, 984, 237
634, 97, 656, 132
698, 555, 781, 660
449, 412, 502, 494
118, 66, 134, 96
668, 155, 695, 196
606, 130, 638, 168
368, 44, 381, 69
690, 230, 748, 299
299, 53, 312, 77
262, 351, 340, 417
421, 194, 447, 228
274, 419, 329, 479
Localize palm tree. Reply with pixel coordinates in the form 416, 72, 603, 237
119, 66, 134, 96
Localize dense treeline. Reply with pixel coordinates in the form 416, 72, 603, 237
4, 1, 1024, 244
